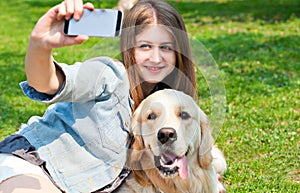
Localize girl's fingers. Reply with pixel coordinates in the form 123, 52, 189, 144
63, 35, 89, 46
64, 0, 75, 20
57, 2, 67, 20
73, 0, 84, 20
83, 2, 94, 10
57, 1, 93, 21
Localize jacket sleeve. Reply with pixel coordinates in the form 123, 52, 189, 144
20, 57, 129, 103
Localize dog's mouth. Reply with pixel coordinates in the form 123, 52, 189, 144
154, 150, 189, 179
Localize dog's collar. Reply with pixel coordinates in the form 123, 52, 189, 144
159, 189, 164, 193
126, 132, 134, 149
95, 168, 131, 193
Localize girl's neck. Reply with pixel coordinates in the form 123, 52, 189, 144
141, 82, 156, 97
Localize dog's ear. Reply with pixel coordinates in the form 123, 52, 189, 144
129, 107, 144, 171
197, 110, 214, 169
129, 134, 144, 165
129, 134, 152, 186
129, 106, 152, 186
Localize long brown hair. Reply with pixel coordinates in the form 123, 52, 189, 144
120, 0, 197, 110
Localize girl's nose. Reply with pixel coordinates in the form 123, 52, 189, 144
149, 47, 162, 63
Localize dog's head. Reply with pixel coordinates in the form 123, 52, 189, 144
128, 89, 214, 186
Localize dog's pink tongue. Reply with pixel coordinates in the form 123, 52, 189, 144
162, 156, 188, 179
177, 156, 188, 179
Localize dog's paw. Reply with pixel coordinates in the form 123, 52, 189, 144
217, 173, 226, 193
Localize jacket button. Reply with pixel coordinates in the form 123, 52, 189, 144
125, 120, 130, 127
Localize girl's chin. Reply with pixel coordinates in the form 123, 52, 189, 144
144, 79, 161, 84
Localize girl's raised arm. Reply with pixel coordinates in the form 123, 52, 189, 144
25, 1, 94, 94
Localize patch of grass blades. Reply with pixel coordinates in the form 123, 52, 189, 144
0, 0, 299, 192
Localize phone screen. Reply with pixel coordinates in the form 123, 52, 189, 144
64, 9, 123, 37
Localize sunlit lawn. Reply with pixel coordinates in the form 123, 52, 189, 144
0, 0, 299, 192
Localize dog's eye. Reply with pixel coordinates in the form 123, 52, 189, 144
147, 112, 157, 120
179, 111, 191, 120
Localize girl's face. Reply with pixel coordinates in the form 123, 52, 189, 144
134, 25, 176, 83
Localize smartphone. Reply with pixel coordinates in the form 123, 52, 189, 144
64, 9, 123, 37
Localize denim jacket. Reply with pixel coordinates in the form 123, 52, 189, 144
17, 57, 132, 193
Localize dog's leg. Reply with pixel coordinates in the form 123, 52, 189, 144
211, 146, 226, 174
211, 146, 227, 193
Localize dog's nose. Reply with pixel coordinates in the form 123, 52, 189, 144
157, 127, 177, 144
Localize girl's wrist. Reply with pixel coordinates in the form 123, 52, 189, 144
27, 35, 53, 53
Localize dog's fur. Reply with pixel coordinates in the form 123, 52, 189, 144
116, 89, 226, 193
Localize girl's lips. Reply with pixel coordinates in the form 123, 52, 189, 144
145, 66, 164, 73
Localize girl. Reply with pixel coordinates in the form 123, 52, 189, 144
0, 0, 224, 192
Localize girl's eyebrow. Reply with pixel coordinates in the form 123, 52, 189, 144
136, 40, 175, 45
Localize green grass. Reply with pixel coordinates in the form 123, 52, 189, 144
0, 0, 299, 192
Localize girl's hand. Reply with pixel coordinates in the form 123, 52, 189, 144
25, 1, 94, 95
30, 0, 94, 50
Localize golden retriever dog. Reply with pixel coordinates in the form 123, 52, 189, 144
116, 89, 226, 193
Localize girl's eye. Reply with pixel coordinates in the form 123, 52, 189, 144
160, 45, 174, 51
147, 112, 157, 120
179, 111, 191, 120
139, 44, 151, 49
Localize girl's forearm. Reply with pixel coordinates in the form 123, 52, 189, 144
25, 41, 64, 95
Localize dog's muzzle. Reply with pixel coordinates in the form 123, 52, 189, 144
154, 128, 188, 179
